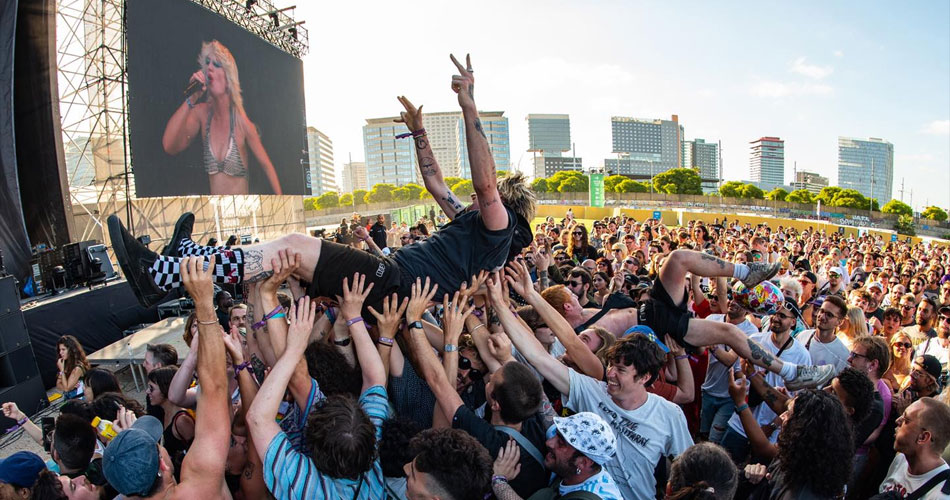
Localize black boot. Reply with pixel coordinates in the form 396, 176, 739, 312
108, 215, 165, 308
163, 212, 195, 257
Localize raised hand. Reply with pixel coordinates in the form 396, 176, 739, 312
487, 331, 513, 364
395, 96, 424, 132
442, 291, 474, 342
406, 277, 439, 323
287, 297, 317, 353
112, 406, 137, 433
727, 370, 748, 406
485, 272, 508, 308
367, 293, 409, 340
504, 260, 533, 298
1, 402, 24, 422
493, 439, 522, 480
458, 271, 489, 301
261, 249, 300, 294
449, 54, 475, 109
335, 273, 373, 321
222, 326, 245, 365
352, 225, 370, 242
181, 256, 215, 308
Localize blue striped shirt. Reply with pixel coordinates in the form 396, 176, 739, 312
264, 385, 388, 500
279, 378, 325, 451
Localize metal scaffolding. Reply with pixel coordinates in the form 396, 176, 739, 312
56, 0, 308, 249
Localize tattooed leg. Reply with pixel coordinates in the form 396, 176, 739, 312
684, 318, 787, 376
659, 249, 738, 304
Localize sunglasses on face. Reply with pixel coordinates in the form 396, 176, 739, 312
569, 280, 584, 288
458, 355, 484, 380
625, 260, 636, 265
892, 342, 912, 349
573, 231, 583, 236
829, 273, 841, 278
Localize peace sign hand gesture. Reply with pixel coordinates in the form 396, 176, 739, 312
395, 96, 424, 133
450, 54, 475, 109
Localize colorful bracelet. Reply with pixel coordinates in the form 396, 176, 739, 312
326, 307, 337, 324
233, 361, 251, 378
346, 317, 364, 327
396, 128, 427, 139
253, 305, 285, 330
735, 403, 749, 413
674, 354, 689, 361
377, 337, 394, 347
491, 475, 508, 484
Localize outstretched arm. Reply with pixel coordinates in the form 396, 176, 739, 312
177, 257, 232, 494
336, 273, 386, 391
396, 96, 466, 219
162, 71, 204, 155
242, 115, 283, 195
450, 54, 507, 231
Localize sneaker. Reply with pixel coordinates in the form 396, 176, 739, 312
163, 212, 195, 257
740, 261, 782, 288
785, 364, 836, 391
107, 215, 165, 308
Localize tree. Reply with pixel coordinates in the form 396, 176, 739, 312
816, 186, 842, 206
451, 179, 474, 197
392, 187, 410, 201
739, 184, 765, 199
547, 170, 588, 193
830, 189, 873, 210
719, 181, 745, 198
339, 193, 353, 206
303, 197, 317, 211
314, 192, 340, 210
881, 199, 913, 217
558, 176, 587, 192
922, 206, 948, 222
765, 187, 788, 201
652, 168, 702, 195
531, 178, 549, 193
616, 179, 649, 193
895, 215, 916, 236
444, 177, 465, 190
419, 189, 433, 200
403, 183, 425, 201
353, 189, 368, 205
366, 183, 396, 203
786, 189, 815, 204
604, 174, 628, 193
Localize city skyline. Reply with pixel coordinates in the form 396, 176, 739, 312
285, 0, 949, 210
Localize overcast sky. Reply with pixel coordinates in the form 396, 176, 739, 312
282, 0, 949, 209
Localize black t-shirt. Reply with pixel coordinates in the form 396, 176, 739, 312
452, 406, 550, 498
393, 207, 517, 298
369, 222, 388, 249
854, 390, 884, 449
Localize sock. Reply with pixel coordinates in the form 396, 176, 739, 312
148, 249, 244, 290
178, 237, 224, 257
779, 361, 797, 381
732, 263, 750, 281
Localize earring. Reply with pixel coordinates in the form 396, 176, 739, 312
575, 467, 581, 475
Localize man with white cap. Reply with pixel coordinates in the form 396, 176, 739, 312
491, 412, 623, 500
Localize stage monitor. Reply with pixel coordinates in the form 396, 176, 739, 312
127, 0, 309, 197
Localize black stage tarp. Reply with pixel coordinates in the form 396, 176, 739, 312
23, 280, 161, 389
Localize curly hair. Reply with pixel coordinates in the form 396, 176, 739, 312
92, 392, 145, 421
668, 442, 738, 500
604, 333, 664, 385
304, 341, 362, 397
30, 469, 68, 499
57, 335, 90, 380
379, 417, 423, 478
410, 428, 492, 500
834, 367, 875, 426
304, 394, 377, 480
776, 390, 853, 497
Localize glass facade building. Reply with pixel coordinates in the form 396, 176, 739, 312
609, 115, 684, 176
306, 127, 338, 196
749, 137, 785, 188
682, 138, 720, 193
837, 137, 893, 204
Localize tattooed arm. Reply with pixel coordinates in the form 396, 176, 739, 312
450, 54, 507, 231
396, 96, 466, 220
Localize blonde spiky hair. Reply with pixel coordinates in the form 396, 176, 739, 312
497, 171, 536, 222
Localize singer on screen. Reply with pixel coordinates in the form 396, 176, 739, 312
162, 40, 283, 195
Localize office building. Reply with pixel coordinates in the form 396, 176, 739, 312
749, 137, 785, 188
341, 161, 367, 194
837, 137, 894, 204
608, 115, 684, 178
791, 170, 829, 195
363, 111, 510, 186
527, 114, 579, 178
306, 127, 338, 196
534, 156, 583, 178
682, 138, 720, 193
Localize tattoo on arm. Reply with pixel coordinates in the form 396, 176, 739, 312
420, 157, 437, 177
473, 118, 487, 139
747, 339, 774, 368
700, 253, 728, 270
468, 83, 474, 101
243, 250, 273, 283
443, 193, 464, 212
414, 137, 428, 150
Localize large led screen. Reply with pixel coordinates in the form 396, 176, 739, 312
127, 0, 308, 196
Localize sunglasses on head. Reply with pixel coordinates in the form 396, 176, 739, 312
458, 355, 485, 380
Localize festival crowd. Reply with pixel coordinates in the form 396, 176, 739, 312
2, 55, 950, 500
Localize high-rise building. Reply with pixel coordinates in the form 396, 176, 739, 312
682, 138, 720, 193
606, 115, 684, 177
837, 137, 893, 204
341, 161, 368, 194
749, 137, 785, 188
791, 170, 829, 194
527, 114, 579, 178
362, 111, 510, 186
306, 127, 337, 196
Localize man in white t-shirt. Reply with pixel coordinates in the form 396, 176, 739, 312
797, 294, 850, 377
489, 278, 692, 500
915, 305, 950, 369
700, 299, 759, 443
720, 303, 811, 464
879, 398, 950, 499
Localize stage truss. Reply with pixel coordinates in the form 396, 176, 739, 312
56, 0, 309, 248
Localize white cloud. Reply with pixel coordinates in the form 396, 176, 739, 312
921, 120, 950, 136
749, 79, 833, 98
790, 57, 834, 79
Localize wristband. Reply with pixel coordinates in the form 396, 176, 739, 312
377, 337, 394, 347
735, 403, 749, 414
674, 354, 688, 361
444, 344, 457, 353
253, 305, 285, 330
470, 323, 486, 334
233, 361, 250, 378
492, 475, 508, 484
396, 128, 427, 139
326, 307, 337, 324
472, 308, 484, 319
186, 96, 194, 109
271, 313, 286, 320
408, 320, 424, 331
333, 337, 351, 347
197, 318, 218, 326
346, 317, 364, 327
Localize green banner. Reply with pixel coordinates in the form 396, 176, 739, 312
589, 173, 605, 208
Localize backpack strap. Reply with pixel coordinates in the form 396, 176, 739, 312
494, 425, 545, 467
905, 468, 950, 500
548, 479, 604, 500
